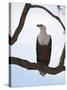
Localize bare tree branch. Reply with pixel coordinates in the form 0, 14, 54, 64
59, 45, 65, 67
9, 3, 32, 45
31, 5, 65, 30
9, 57, 65, 75
9, 45, 65, 75
9, 3, 65, 45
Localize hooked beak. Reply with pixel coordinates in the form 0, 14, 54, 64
37, 24, 40, 27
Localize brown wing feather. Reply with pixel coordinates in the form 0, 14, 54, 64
36, 35, 52, 66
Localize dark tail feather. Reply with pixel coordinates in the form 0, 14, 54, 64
38, 63, 47, 76
39, 70, 46, 76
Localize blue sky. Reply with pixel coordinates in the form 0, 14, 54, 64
9, 3, 65, 87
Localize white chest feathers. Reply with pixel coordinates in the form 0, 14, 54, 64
38, 32, 50, 46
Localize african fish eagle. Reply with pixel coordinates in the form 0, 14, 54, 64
36, 24, 52, 76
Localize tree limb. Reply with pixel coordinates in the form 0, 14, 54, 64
59, 45, 65, 67
9, 57, 65, 75
31, 5, 65, 30
9, 45, 65, 75
9, 3, 32, 45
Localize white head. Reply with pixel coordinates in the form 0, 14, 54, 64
37, 24, 47, 33
36, 24, 50, 45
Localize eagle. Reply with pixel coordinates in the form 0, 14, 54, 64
36, 24, 52, 76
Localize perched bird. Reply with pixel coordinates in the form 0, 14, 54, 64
36, 24, 52, 76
